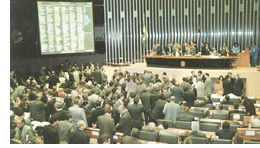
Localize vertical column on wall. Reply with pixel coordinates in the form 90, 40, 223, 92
244, 0, 248, 47
249, 0, 253, 45
241, 0, 245, 48
148, 0, 151, 55
104, 0, 108, 63
132, 0, 136, 64
127, 0, 130, 62
120, 0, 123, 63
173, 0, 176, 43
108, 0, 112, 64
167, 0, 170, 43
139, 0, 142, 62
123, 0, 126, 63
164, 0, 167, 46
256, 0, 260, 45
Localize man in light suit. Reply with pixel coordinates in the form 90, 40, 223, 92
15, 117, 35, 144
29, 92, 47, 121
88, 89, 99, 110
204, 73, 212, 95
195, 77, 205, 98
68, 98, 88, 127
125, 77, 137, 98
141, 70, 151, 87
136, 81, 146, 97
163, 97, 181, 124
97, 106, 116, 139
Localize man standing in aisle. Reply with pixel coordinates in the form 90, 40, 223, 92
250, 42, 259, 67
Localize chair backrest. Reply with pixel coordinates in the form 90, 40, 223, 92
222, 104, 233, 110
175, 121, 192, 130
158, 134, 178, 144
230, 98, 240, 103
138, 130, 158, 141
229, 124, 240, 132
211, 98, 220, 102
156, 119, 174, 128
190, 111, 204, 118
196, 97, 204, 101
211, 138, 232, 144
249, 98, 256, 104
211, 113, 228, 120
200, 123, 219, 132
230, 113, 245, 121
189, 137, 209, 144
201, 104, 213, 110
244, 140, 260, 144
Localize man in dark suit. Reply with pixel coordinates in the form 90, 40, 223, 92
183, 87, 196, 108
136, 81, 146, 97
150, 87, 163, 106
201, 43, 210, 55
164, 42, 173, 55
69, 120, 90, 144
82, 100, 91, 127
162, 85, 172, 100
116, 105, 133, 136
123, 128, 142, 144
128, 97, 144, 130
241, 96, 256, 116
46, 92, 57, 121
228, 103, 245, 119
170, 82, 184, 104
176, 106, 194, 122
97, 106, 116, 140
216, 121, 236, 140
104, 91, 113, 106
56, 113, 74, 143
52, 102, 69, 121
43, 116, 59, 144
150, 98, 166, 124
232, 73, 244, 96
140, 92, 151, 125
222, 75, 232, 95
30, 93, 47, 121
220, 95, 233, 105
91, 100, 105, 126
47, 71, 60, 89
41, 88, 49, 104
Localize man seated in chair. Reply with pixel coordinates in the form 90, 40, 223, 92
212, 104, 227, 114
176, 106, 194, 122
229, 114, 243, 127
215, 121, 236, 140
228, 103, 245, 119
184, 121, 206, 138
123, 128, 142, 144
159, 121, 177, 136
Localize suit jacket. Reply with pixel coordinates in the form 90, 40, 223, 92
222, 80, 232, 95
201, 46, 209, 55
233, 78, 244, 96
43, 125, 59, 144
163, 102, 181, 123
150, 99, 166, 121
88, 94, 98, 110
15, 125, 35, 144
136, 85, 146, 97
30, 100, 47, 121
52, 110, 69, 121
56, 120, 74, 142
186, 131, 206, 138
220, 100, 233, 105
69, 128, 90, 144
90, 107, 105, 125
141, 74, 151, 87
243, 99, 256, 116
41, 94, 48, 104
162, 90, 172, 100
48, 75, 60, 89
176, 112, 194, 122
150, 93, 163, 106
97, 114, 116, 137
170, 86, 184, 103
123, 136, 142, 144
180, 82, 190, 92
141, 93, 151, 113
117, 111, 133, 136
216, 129, 236, 140
128, 104, 144, 129
204, 77, 212, 95
91, 70, 102, 84
164, 46, 172, 55
46, 98, 56, 121
195, 81, 205, 98
69, 105, 87, 127
104, 97, 113, 107
126, 81, 137, 97
183, 90, 196, 108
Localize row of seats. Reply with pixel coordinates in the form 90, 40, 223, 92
196, 97, 257, 104
139, 130, 260, 144
157, 120, 240, 132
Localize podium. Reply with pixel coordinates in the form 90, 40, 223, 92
235, 52, 250, 67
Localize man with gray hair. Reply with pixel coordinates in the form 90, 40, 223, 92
69, 120, 90, 144
68, 98, 87, 127
52, 102, 69, 121
15, 117, 35, 144
232, 73, 244, 96
185, 121, 206, 138
116, 105, 132, 136
229, 114, 243, 127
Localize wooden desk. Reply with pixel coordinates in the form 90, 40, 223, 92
235, 52, 250, 67
243, 116, 251, 127
237, 128, 260, 140
143, 55, 237, 69
85, 128, 124, 143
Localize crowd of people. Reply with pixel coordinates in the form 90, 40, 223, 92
10, 60, 259, 144
152, 41, 259, 67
